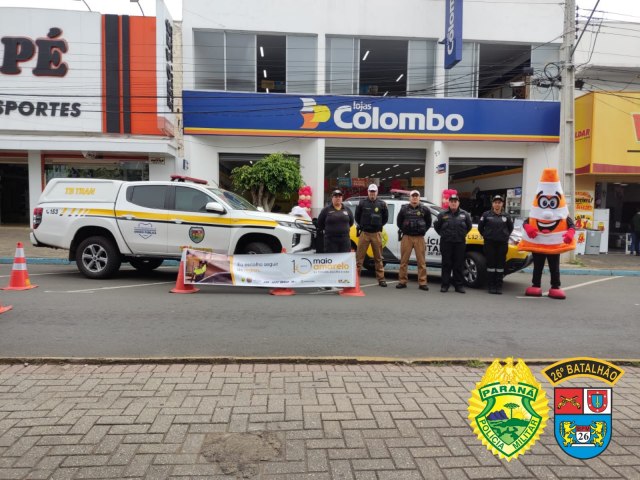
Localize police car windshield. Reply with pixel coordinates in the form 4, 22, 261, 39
207, 188, 257, 211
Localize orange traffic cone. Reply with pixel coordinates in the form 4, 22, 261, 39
340, 252, 365, 297
339, 268, 365, 297
2, 242, 37, 291
270, 248, 295, 296
0, 299, 12, 314
170, 260, 200, 294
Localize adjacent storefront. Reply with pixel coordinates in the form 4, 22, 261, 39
0, 6, 177, 225
575, 92, 640, 252
183, 91, 560, 215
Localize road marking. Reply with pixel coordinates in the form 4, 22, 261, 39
0, 272, 77, 278
516, 276, 622, 298
45, 281, 175, 293
561, 276, 622, 291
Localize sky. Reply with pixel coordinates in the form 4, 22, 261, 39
0, 0, 182, 19
0, 0, 638, 23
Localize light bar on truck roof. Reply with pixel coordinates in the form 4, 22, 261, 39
169, 175, 208, 185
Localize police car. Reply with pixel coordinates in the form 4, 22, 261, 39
343, 191, 532, 288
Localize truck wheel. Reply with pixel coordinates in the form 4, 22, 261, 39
464, 251, 487, 288
241, 242, 274, 254
76, 236, 121, 279
129, 258, 164, 273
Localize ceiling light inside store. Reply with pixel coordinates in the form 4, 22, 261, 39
393, 165, 399, 168
396, 74, 404, 82
383, 91, 388, 97
266, 88, 269, 93
263, 69, 267, 78
260, 46, 264, 57
362, 50, 370, 61
414, 168, 420, 171
385, 168, 390, 171
376, 171, 381, 174
395, 174, 400, 177
404, 171, 409, 174
359, 163, 364, 167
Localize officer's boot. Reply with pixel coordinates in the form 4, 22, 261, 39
495, 272, 503, 295
488, 272, 496, 294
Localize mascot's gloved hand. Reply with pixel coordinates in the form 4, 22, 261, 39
563, 228, 575, 244
523, 223, 538, 239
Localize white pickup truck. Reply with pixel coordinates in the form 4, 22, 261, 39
30, 176, 315, 279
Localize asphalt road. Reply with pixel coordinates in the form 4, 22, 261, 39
0, 263, 637, 360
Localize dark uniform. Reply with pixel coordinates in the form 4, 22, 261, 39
396, 202, 432, 288
434, 204, 472, 292
478, 209, 514, 294
316, 204, 354, 253
355, 197, 389, 283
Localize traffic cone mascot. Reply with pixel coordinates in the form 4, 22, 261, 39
518, 168, 576, 299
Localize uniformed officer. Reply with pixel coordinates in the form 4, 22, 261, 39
434, 194, 472, 293
396, 190, 432, 291
478, 194, 514, 294
355, 184, 389, 286
316, 189, 354, 253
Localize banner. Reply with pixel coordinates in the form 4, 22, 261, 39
574, 191, 594, 229
183, 91, 560, 142
184, 249, 356, 287
444, 0, 463, 69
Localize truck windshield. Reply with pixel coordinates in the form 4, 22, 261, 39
207, 188, 257, 211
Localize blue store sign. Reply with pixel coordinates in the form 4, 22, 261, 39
183, 91, 559, 143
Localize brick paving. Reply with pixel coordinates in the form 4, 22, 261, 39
0, 363, 638, 479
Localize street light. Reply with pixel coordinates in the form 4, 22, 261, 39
130, 0, 145, 16
73, 0, 92, 11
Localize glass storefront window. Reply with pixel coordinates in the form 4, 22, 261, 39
44, 162, 149, 183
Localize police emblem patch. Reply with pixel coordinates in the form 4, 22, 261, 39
468, 358, 549, 461
189, 226, 205, 243
542, 357, 623, 460
554, 387, 612, 459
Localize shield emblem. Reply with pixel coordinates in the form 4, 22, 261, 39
554, 387, 612, 459
587, 390, 608, 413
189, 226, 205, 244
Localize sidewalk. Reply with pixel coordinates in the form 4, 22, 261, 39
3, 226, 640, 275
0, 362, 638, 479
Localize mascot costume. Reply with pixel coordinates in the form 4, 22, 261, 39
518, 168, 576, 299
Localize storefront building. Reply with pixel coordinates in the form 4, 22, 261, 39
0, 5, 177, 225
575, 92, 640, 252
180, 0, 564, 219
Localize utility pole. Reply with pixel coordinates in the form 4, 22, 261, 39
559, 0, 576, 259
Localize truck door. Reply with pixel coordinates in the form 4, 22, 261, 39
116, 184, 169, 254
166, 185, 232, 256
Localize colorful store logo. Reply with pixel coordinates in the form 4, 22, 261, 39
300, 98, 330, 129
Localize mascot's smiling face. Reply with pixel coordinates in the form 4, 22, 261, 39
532, 191, 568, 233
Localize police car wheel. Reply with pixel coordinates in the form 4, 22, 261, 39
464, 251, 487, 288
76, 236, 122, 279
129, 258, 164, 273
241, 242, 274, 255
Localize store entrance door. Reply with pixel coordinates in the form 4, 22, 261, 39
0, 164, 29, 224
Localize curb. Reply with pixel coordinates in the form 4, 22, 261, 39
0, 258, 180, 266
0, 356, 638, 366
521, 267, 640, 277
